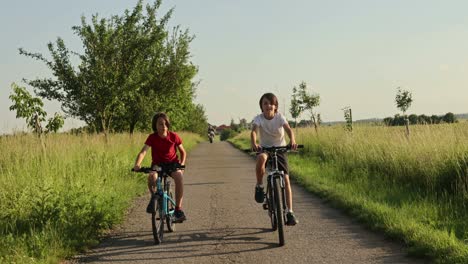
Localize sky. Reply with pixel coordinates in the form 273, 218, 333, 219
1, 0, 468, 134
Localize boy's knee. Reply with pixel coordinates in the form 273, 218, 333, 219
256, 153, 268, 163
147, 172, 157, 181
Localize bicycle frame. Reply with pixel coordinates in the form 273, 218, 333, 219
155, 172, 176, 218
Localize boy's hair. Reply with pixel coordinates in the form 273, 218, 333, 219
152, 112, 171, 132
259, 93, 279, 113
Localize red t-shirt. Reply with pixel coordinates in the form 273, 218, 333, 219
144, 131, 182, 165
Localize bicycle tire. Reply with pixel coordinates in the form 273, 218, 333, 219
151, 197, 164, 244
267, 178, 277, 231
273, 174, 285, 246
166, 181, 176, 232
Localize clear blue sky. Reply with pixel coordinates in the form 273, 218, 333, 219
2, 0, 468, 134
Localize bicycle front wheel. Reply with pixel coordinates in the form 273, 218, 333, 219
165, 181, 176, 232
151, 198, 164, 244
267, 180, 277, 231
273, 175, 285, 246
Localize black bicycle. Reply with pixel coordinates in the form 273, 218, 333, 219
260, 145, 303, 246
132, 163, 184, 244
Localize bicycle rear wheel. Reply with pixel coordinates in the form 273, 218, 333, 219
151, 198, 164, 244
165, 181, 176, 232
273, 174, 285, 246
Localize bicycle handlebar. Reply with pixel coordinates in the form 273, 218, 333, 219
261, 145, 304, 151
132, 163, 185, 173
246, 144, 304, 153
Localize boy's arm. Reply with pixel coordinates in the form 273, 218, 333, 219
250, 124, 260, 151
134, 144, 150, 170
283, 123, 297, 150
177, 144, 187, 165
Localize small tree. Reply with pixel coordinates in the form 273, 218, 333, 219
342, 106, 353, 131
395, 87, 413, 138
9, 83, 65, 135
298, 82, 320, 134
9, 83, 47, 135
289, 86, 303, 129
45, 113, 65, 133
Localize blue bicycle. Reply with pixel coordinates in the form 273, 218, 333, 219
133, 163, 184, 244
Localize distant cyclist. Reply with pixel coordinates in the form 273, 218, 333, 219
251, 93, 299, 225
207, 124, 215, 143
133, 112, 187, 222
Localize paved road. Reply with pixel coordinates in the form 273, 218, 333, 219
71, 141, 427, 263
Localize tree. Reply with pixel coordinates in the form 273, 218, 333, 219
9, 83, 65, 135
395, 87, 413, 137
342, 106, 353, 131
297, 82, 320, 134
45, 113, 65, 133
289, 86, 303, 129
19, 0, 202, 135
442, 112, 457, 123
9, 83, 47, 135
430, 115, 441, 124
408, 114, 418, 125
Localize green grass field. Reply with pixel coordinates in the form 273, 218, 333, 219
229, 122, 468, 264
0, 132, 202, 263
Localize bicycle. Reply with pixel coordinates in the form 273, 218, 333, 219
132, 163, 185, 245
257, 145, 303, 246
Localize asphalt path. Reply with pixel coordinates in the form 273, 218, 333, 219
71, 141, 427, 264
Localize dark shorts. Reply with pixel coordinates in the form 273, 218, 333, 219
260, 152, 289, 175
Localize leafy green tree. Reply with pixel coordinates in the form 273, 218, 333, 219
184, 104, 209, 135
45, 113, 65, 133
342, 107, 353, 131
395, 87, 413, 137
9, 83, 47, 135
430, 115, 441, 124
297, 81, 320, 134
408, 114, 418, 125
418, 114, 431, 124
19, 0, 202, 135
289, 86, 303, 128
442, 112, 457, 123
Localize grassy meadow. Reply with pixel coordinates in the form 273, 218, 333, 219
230, 122, 468, 263
0, 132, 202, 263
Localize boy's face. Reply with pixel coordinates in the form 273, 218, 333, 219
261, 98, 276, 117
156, 117, 168, 135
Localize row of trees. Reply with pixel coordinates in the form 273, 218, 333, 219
383, 112, 458, 126
15, 0, 207, 136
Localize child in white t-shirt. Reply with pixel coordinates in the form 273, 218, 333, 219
250, 92, 299, 226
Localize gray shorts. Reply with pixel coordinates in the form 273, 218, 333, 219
260, 152, 289, 175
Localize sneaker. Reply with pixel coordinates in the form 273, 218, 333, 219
174, 210, 187, 222
255, 185, 265, 203
286, 212, 298, 226
146, 198, 155, 214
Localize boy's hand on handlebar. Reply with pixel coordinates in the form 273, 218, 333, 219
290, 141, 298, 151
133, 165, 141, 171
251, 144, 262, 152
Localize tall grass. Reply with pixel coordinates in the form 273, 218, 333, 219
230, 122, 468, 263
0, 132, 201, 263
295, 123, 468, 196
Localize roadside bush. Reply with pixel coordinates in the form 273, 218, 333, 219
220, 129, 239, 141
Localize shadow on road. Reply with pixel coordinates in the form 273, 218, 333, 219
74, 227, 279, 262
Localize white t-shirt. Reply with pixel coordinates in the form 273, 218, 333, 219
252, 113, 287, 147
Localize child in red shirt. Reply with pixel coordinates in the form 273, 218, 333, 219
133, 112, 187, 222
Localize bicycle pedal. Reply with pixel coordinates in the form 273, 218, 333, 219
262, 203, 268, 210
